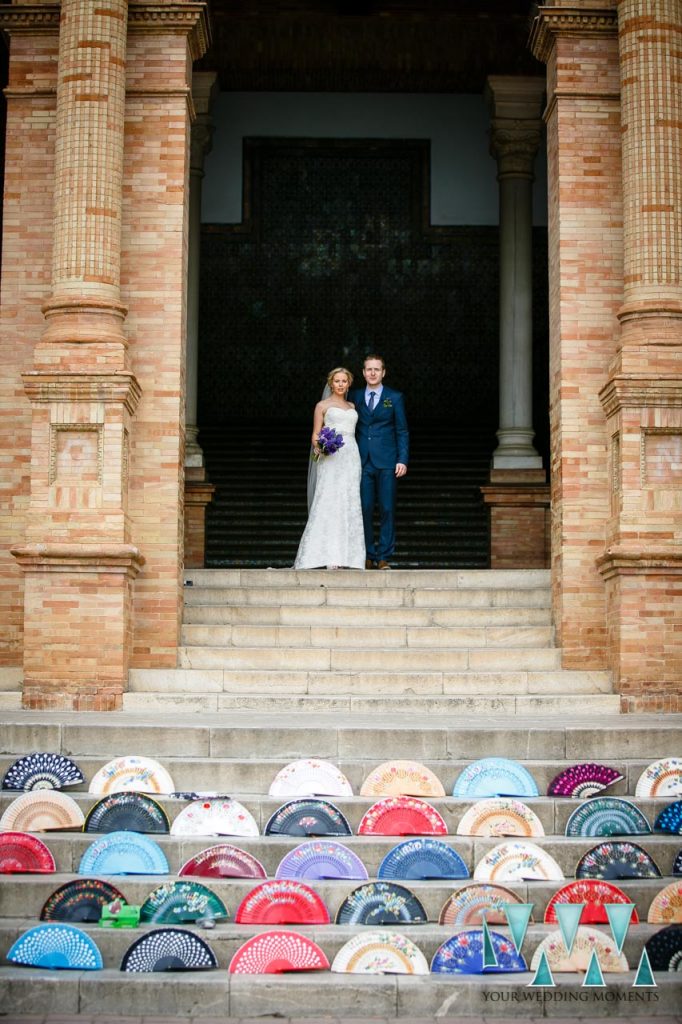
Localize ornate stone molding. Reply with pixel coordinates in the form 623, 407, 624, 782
22, 371, 143, 416
489, 120, 543, 180
129, 2, 211, 62
530, 6, 618, 64
0, 5, 60, 33
599, 375, 682, 417
597, 545, 682, 579
11, 543, 145, 576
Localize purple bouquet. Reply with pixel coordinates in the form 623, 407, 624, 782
313, 426, 345, 461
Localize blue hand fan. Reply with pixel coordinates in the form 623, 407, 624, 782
565, 797, 652, 837
654, 801, 682, 835
452, 758, 539, 798
336, 882, 427, 925
79, 830, 169, 875
7, 923, 103, 970
378, 839, 469, 880
431, 929, 527, 974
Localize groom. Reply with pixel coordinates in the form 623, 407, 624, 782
351, 354, 409, 569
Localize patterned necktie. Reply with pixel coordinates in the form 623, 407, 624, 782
368, 391, 376, 411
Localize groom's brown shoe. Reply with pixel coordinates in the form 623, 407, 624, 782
365, 559, 376, 570
377, 560, 391, 570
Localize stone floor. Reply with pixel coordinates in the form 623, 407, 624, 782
3, 1018, 682, 1024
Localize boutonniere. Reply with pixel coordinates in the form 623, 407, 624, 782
383, 398, 393, 408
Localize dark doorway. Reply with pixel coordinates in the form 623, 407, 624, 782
198, 137, 548, 567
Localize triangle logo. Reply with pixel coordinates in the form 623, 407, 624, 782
555, 902, 584, 955
604, 902, 634, 954
633, 946, 657, 988
503, 903, 533, 955
582, 947, 606, 988
528, 948, 555, 988
482, 917, 498, 970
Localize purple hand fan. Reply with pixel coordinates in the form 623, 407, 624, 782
548, 763, 623, 798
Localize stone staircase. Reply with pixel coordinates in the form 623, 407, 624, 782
1, 710, 681, 1017
124, 568, 618, 716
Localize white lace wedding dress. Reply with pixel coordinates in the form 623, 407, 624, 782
294, 406, 366, 569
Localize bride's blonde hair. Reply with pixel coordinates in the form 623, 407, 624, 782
326, 366, 354, 392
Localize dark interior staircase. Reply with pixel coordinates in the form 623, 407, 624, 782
200, 421, 494, 568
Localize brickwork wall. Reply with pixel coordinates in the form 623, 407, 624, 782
489, 507, 550, 569
541, 26, 622, 668
0, 30, 57, 669
123, 29, 191, 668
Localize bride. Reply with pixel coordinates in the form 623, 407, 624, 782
294, 367, 366, 570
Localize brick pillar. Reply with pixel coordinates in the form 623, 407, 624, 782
597, 0, 682, 712
530, 5, 621, 668
9, 0, 144, 710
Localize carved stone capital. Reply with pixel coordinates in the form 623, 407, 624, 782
599, 374, 682, 417
530, 6, 618, 64
190, 118, 214, 173
489, 119, 543, 179
11, 543, 145, 577
22, 371, 142, 416
597, 545, 682, 580
128, 2, 211, 62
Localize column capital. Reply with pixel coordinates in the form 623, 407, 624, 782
529, 4, 618, 64
486, 77, 545, 181
129, 2, 211, 61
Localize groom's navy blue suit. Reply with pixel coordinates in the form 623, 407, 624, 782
350, 385, 409, 562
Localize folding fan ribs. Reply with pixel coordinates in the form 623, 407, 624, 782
452, 758, 539, 799
360, 760, 445, 798
0, 831, 56, 874
474, 841, 564, 882
531, 927, 629, 973
335, 882, 427, 925
229, 930, 329, 974
565, 797, 652, 838
79, 831, 169, 876
84, 792, 170, 834
140, 881, 228, 924
7, 924, 103, 970
575, 841, 662, 880
644, 924, 682, 970
235, 881, 330, 925
268, 759, 353, 798
647, 881, 682, 924
544, 880, 639, 925
170, 799, 259, 837
456, 798, 544, 838
275, 840, 368, 881
2, 753, 85, 792
331, 931, 429, 975
431, 930, 527, 974
265, 799, 352, 837
121, 928, 218, 972
635, 757, 682, 799
377, 839, 469, 880
548, 763, 624, 799
0, 791, 85, 832
179, 844, 266, 880
41, 879, 126, 923
358, 797, 448, 836
439, 883, 526, 926
89, 756, 175, 795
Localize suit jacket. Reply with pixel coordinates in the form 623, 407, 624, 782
350, 385, 409, 470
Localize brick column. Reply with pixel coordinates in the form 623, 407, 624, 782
530, 5, 621, 669
597, 0, 682, 711
184, 73, 216, 567
9, 0, 144, 711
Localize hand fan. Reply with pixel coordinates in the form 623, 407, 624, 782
674, 848, 682, 876
84, 792, 170, 834
89, 755, 174, 795
565, 797, 651, 837
121, 928, 218, 972
331, 931, 429, 975
234, 880, 330, 925
647, 881, 682, 924
358, 796, 447, 836
452, 758, 539, 798
654, 800, 682, 835
268, 758, 353, 797
336, 882, 427, 925
439, 883, 526, 926
530, 926, 628, 973
644, 924, 682, 971
79, 831, 169, 875
635, 758, 682, 798
575, 841, 662, 880
474, 841, 563, 881
360, 760, 445, 798
456, 798, 544, 837
41, 879, 126, 922
264, 798, 352, 836
275, 840, 368, 880
2, 752, 84, 791
7, 924, 103, 970
0, 790, 84, 832
140, 881, 228, 924
548, 763, 623, 798
377, 839, 469, 880
0, 831, 56, 873
170, 798, 258, 837
179, 843, 266, 879
229, 931, 329, 974
431, 929, 527, 974
544, 879, 639, 925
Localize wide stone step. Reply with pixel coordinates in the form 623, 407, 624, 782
2, 967, 678, 1019
177, 646, 563, 671
183, 604, 552, 626
184, 569, 550, 589
123, 692, 621, 717
183, 585, 552, 608
180, 624, 555, 649
0, 789, 670, 837
3, 710, 676, 760
129, 667, 611, 697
